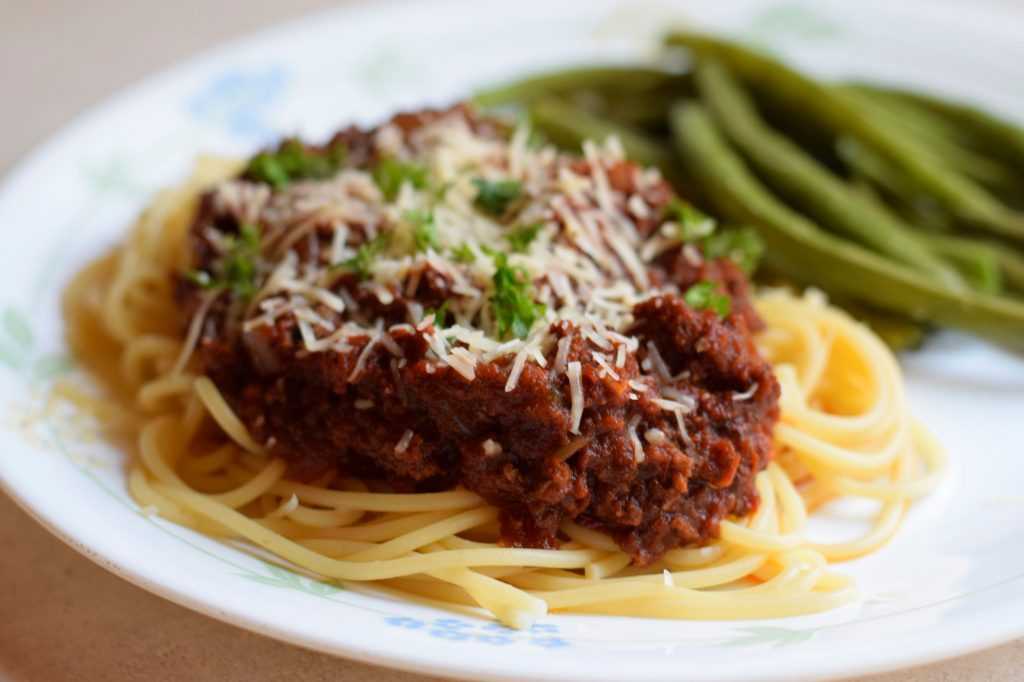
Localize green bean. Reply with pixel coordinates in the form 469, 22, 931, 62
473, 66, 688, 109
664, 32, 1024, 241
475, 66, 691, 134
846, 168, 1004, 295
752, 268, 929, 351
837, 137, 924, 202
669, 101, 1024, 350
841, 87, 1019, 191
751, 266, 930, 350
908, 233, 1003, 295
854, 84, 1024, 173
997, 247, 1024, 295
842, 138, 1024, 295
838, 136, 964, 233
916, 234, 1024, 296
694, 61, 964, 291
526, 97, 682, 182
845, 304, 930, 352
539, 90, 679, 132
844, 85, 964, 145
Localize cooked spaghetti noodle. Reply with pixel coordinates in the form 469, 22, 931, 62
63, 156, 944, 628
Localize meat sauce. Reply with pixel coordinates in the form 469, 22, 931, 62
182, 105, 780, 565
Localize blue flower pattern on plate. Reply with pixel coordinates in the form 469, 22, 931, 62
384, 616, 424, 630
188, 66, 287, 141
384, 616, 570, 648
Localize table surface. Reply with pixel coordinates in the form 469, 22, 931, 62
1, 1, 1022, 680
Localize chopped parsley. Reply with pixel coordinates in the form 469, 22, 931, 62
684, 281, 732, 318
666, 198, 716, 241
425, 300, 451, 328
432, 180, 453, 202
667, 199, 764, 275
334, 233, 389, 280
184, 270, 214, 288
186, 223, 262, 299
451, 243, 476, 263
489, 252, 545, 339
506, 222, 543, 253
373, 157, 428, 201
405, 210, 438, 253
702, 226, 764, 275
473, 178, 522, 217
244, 139, 346, 189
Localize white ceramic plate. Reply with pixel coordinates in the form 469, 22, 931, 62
3, 1, 1024, 680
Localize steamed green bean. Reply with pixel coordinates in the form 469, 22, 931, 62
670, 101, 1024, 350
526, 97, 682, 181
694, 61, 964, 290
854, 84, 1024, 174
665, 32, 1024, 241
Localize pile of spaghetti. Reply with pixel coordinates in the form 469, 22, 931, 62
64, 106, 944, 628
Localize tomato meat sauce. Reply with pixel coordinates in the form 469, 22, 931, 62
180, 105, 779, 565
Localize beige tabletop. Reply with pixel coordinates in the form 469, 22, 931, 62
2, 1, 1022, 680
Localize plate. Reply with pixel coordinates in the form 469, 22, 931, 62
3, 1, 1024, 680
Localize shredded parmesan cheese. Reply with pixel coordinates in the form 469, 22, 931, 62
348, 323, 384, 382
627, 415, 645, 463
554, 334, 573, 375
268, 494, 300, 519
732, 383, 759, 401
567, 361, 584, 434
394, 429, 414, 454
189, 108, 749, 469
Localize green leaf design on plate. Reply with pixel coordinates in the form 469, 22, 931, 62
721, 626, 815, 648
746, 2, 841, 42
0, 341, 24, 370
83, 156, 147, 197
303, 579, 345, 598
3, 308, 33, 350
354, 48, 420, 97
238, 562, 343, 598
33, 353, 74, 382
0, 306, 75, 382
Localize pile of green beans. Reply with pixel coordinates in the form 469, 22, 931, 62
473, 37, 1024, 352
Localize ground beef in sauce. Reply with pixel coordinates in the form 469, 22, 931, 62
181, 104, 780, 566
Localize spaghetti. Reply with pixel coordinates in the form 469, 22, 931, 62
63, 155, 944, 628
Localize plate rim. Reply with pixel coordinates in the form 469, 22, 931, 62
3, 1, 1024, 680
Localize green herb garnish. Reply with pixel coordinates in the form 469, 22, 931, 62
425, 300, 451, 328
373, 158, 428, 201
666, 198, 763, 275
184, 270, 214, 288
432, 180, 453, 202
489, 252, 545, 339
684, 281, 732, 318
223, 223, 261, 297
405, 210, 438, 253
245, 139, 346, 189
473, 178, 522, 217
702, 226, 764, 275
334, 233, 389, 280
667, 198, 716, 241
506, 222, 543, 253
451, 243, 476, 263
185, 223, 262, 299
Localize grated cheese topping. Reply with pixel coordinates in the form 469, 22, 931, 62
567, 361, 584, 435
394, 429, 415, 454
732, 383, 759, 401
196, 107, 729, 452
